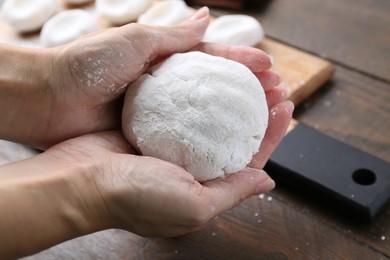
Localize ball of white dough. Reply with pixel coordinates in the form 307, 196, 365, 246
137, 0, 191, 26
204, 15, 264, 47
40, 9, 99, 47
0, 0, 59, 33
96, 0, 153, 25
122, 52, 268, 182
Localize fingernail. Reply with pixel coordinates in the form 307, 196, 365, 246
280, 82, 291, 98
269, 55, 275, 66
273, 71, 282, 86
285, 100, 295, 112
256, 171, 275, 194
190, 7, 209, 20
244, 168, 276, 194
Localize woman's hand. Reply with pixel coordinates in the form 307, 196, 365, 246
44, 93, 292, 238
0, 7, 283, 149
41, 74, 292, 239
0, 93, 292, 259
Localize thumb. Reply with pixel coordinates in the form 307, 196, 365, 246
203, 168, 275, 216
120, 7, 210, 62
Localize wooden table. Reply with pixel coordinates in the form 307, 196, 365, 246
25, 0, 390, 259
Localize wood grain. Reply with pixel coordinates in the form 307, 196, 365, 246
255, 0, 390, 82
294, 65, 390, 163
26, 193, 389, 259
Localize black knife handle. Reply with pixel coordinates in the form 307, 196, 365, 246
265, 123, 390, 223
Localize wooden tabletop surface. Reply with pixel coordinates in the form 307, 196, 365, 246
25, 0, 390, 259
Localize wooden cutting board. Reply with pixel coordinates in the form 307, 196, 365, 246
0, 3, 334, 112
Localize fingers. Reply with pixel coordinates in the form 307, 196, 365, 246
202, 168, 275, 216
249, 101, 294, 169
256, 70, 281, 91
192, 42, 272, 72
265, 83, 290, 108
120, 7, 210, 63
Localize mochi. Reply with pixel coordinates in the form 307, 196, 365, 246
137, 0, 191, 26
204, 15, 264, 47
122, 51, 268, 182
40, 9, 99, 47
0, 0, 59, 33
96, 0, 153, 25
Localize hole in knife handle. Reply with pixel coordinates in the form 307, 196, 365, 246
352, 168, 377, 186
